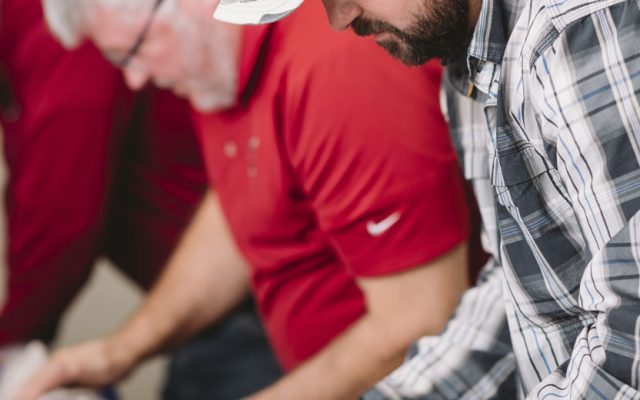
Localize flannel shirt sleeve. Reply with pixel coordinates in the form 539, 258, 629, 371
524, 2, 640, 397
529, 214, 640, 398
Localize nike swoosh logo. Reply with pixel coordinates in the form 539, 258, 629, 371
366, 212, 401, 237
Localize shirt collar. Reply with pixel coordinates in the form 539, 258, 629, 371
467, 0, 513, 67
451, 0, 523, 98
236, 25, 272, 103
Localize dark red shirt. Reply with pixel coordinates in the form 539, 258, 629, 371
195, 0, 469, 370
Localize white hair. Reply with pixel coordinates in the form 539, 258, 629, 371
42, 0, 86, 48
42, 0, 157, 48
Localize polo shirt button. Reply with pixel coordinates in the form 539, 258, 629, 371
248, 136, 261, 150
223, 140, 238, 158
247, 165, 258, 178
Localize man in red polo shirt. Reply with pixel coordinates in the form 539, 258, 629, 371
0, 0, 282, 398
0, 0, 128, 346
17, 0, 474, 398
0, 0, 210, 346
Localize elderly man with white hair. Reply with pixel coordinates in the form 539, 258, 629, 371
15, 0, 485, 398
43, 0, 241, 112
0, 0, 282, 398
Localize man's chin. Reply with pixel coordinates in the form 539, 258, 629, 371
189, 91, 237, 113
376, 39, 431, 67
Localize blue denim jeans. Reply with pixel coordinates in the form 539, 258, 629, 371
99, 388, 118, 400
163, 304, 282, 400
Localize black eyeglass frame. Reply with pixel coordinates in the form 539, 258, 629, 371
115, 0, 166, 67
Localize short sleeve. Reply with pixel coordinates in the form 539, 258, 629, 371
282, 38, 470, 277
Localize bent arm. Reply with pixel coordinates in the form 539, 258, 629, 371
15, 190, 250, 400
372, 260, 516, 400
529, 212, 640, 398
525, 4, 640, 397
109, 190, 250, 361
250, 242, 469, 400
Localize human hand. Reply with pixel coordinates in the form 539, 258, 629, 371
12, 338, 135, 400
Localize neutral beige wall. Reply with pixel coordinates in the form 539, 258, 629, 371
0, 260, 167, 400
54, 261, 167, 400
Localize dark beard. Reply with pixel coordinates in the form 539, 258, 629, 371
351, 0, 470, 66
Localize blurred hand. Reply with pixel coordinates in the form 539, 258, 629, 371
12, 338, 135, 400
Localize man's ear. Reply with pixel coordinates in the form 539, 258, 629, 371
42, 0, 88, 48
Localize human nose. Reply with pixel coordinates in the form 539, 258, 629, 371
322, 0, 362, 31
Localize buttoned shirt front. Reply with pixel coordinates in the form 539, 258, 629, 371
371, 0, 640, 399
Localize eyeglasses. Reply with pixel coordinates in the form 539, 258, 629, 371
114, 0, 165, 67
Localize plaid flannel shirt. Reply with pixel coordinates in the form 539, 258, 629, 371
368, 0, 640, 398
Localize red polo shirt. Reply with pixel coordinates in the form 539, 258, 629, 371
194, 0, 469, 370
0, 0, 207, 345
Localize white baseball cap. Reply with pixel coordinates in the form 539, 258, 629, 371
213, 0, 304, 25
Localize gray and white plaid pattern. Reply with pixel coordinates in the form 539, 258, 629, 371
370, 0, 640, 398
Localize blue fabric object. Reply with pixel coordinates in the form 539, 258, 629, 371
163, 305, 282, 400
99, 387, 118, 400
